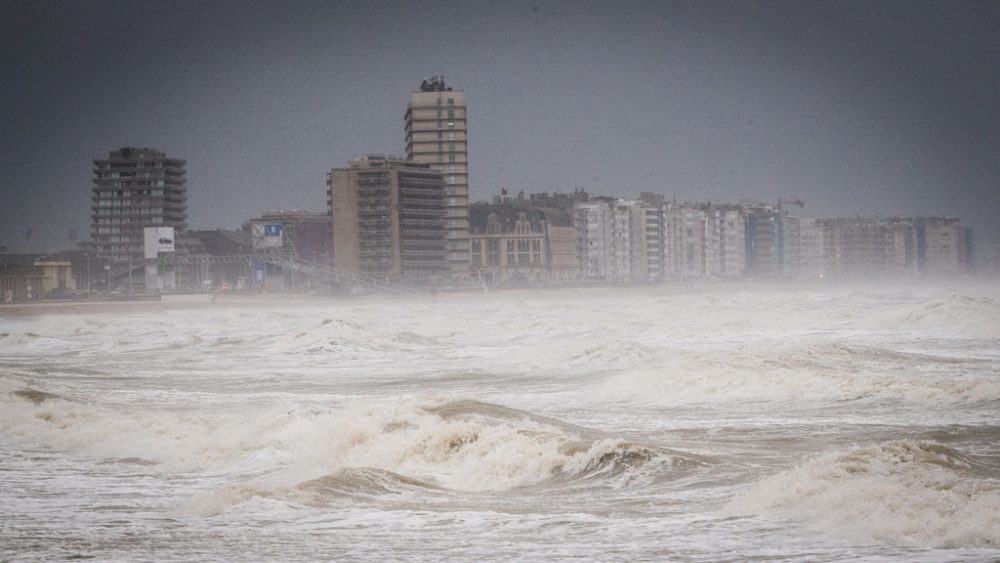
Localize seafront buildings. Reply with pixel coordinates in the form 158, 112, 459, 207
90, 147, 187, 263
328, 155, 447, 279
245, 210, 332, 266
5, 82, 984, 302
468, 191, 576, 284
405, 76, 470, 275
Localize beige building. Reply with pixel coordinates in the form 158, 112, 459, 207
784, 216, 826, 279
329, 155, 446, 279
404, 76, 470, 275
469, 200, 576, 284
917, 217, 968, 275
34, 261, 77, 296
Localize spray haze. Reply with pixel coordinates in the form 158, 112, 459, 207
3, 284, 1000, 559
2, 1, 1000, 560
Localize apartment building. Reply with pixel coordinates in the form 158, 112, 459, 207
91, 147, 187, 263
404, 76, 470, 274
328, 155, 446, 279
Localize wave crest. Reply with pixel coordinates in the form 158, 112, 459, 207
724, 440, 1000, 548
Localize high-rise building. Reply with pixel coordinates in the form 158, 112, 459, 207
404, 76, 470, 275
328, 155, 446, 279
916, 217, 969, 275
91, 147, 187, 263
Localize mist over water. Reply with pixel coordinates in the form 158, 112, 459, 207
2, 284, 999, 561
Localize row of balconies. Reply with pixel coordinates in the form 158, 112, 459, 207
397, 187, 445, 198
356, 174, 389, 184
399, 218, 442, 227
398, 201, 444, 212
358, 238, 391, 247
401, 240, 446, 250
360, 254, 392, 262
398, 209, 443, 218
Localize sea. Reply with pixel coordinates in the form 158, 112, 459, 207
2, 283, 999, 561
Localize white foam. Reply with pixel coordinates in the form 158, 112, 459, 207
591, 342, 1000, 407
724, 440, 1000, 548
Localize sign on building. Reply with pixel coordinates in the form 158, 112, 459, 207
264, 224, 283, 248
144, 227, 175, 259
251, 223, 284, 250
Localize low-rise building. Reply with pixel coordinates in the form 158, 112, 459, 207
469, 196, 576, 284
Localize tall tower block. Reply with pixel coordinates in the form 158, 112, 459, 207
405, 76, 470, 274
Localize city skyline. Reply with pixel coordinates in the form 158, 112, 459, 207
2, 1, 998, 260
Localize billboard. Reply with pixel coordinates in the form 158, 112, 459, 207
263, 224, 283, 248
251, 223, 283, 249
144, 227, 175, 259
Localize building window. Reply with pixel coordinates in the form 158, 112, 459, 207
448, 121, 454, 128
447, 98, 454, 105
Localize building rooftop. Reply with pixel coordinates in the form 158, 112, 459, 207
345, 154, 434, 171
418, 75, 452, 92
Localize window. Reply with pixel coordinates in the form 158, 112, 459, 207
447, 109, 454, 119
448, 132, 454, 140
448, 121, 454, 128
447, 98, 454, 105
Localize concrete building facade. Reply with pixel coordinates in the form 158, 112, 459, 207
329, 155, 446, 279
574, 201, 613, 281
745, 205, 785, 278
91, 147, 187, 263
404, 76, 470, 274
916, 217, 969, 275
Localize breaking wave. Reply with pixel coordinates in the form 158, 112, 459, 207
0, 389, 704, 500
592, 342, 1000, 406
724, 440, 1000, 548
866, 294, 1000, 338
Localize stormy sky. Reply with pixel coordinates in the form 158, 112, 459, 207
2, 0, 998, 260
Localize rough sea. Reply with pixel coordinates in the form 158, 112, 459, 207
2, 284, 999, 561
